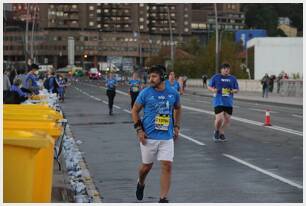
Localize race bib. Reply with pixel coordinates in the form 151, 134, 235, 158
131, 86, 139, 92
222, 88, 231, 96
155, 114, 170, 131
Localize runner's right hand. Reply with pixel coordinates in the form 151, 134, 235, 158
137, 129, 147, 145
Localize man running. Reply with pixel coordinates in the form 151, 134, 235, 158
129, 72, 142, 109
131, 65, 181, 203
208, 63, 239, 142
105, 73, 117, 115
165, 71, 183, 95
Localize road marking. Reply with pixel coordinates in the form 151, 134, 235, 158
102, 100, 108, 104
179, 133, 205, 146
182, 105, 302, 136
292, 114, 303, 118
123, 109, 131, 114
223, 154, 303, 190
249, 108, 278, 113
77, 84, 302, 137
113, 105, 121, 109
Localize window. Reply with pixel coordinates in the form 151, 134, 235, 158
184, 21, 188, 25
232, 4, 236, 9
89, 21, 94, 26
152, 6, 156, 10
97, 24, 101, 28
171, 13, 175, 17
89, 6, 94, 10
184, 28, 189, 32
104, 9, 109, 13
184, 14, 188, 18
140, 25, 144, 29
89, 13, 94, 17
191, 23, 198, 29
97, 9, 101, 13
139, 17, 144, 22
72, 4, 77, 9
140, 3, 144, 7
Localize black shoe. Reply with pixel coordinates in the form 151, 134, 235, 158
136, 182, 145, 200
219, 134, 227, 142
158, 197, 169, 203
212, 130, 220, 142
109, 110, 113, 116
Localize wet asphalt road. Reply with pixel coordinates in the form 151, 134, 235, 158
60, 78, 302, 203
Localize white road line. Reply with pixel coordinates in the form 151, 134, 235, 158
113, 105, 121, 109
179, 133, 205, 146
123, 109, 131, 114
77, 85, 302, 137
292, 114, 303, 118
102, 100, 108, 104
249, 108, 278, 113
223, 154, 303, 190
182, 105, 302, 136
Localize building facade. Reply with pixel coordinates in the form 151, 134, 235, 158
4, 3, 244, 69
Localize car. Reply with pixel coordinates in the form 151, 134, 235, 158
88, 68, 101, 80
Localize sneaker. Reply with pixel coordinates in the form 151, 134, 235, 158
212, 130, 220, 142
219, 134, 227, 142
158, 197, 169, 203
109, 110, 113, 116
136, 182, 145, 200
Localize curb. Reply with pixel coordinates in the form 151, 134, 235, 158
64, 124, 103, 203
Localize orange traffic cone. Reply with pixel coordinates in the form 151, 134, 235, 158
264, 109, 272, 126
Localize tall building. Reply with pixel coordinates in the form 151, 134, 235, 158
4, 3, 244, 69
191, 3, 245, 44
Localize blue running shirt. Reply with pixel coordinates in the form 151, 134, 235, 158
135, 86, 180, 140
165, 80, 181, 93
209, 74, 239, 107
106, 78, 117, 90
129, 79, 141, 93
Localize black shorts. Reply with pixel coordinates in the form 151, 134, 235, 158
214, 106, 233, 115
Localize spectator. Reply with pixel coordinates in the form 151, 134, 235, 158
283, 73, 289, 79
276, 73, 283, 94
9, 68, 17, 85
3, 68, 11, 98
201, 74, 208, 88
269, 75, 276, 93
261, 73, 270, 98
25, 64, 40, 95
4, 78, 29, 104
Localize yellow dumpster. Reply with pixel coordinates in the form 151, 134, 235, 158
4, 113, 60, 122
4, 109, 63, 120
3, 120, 63, 139
4, 130, 54, 202
4, 104, 51, 110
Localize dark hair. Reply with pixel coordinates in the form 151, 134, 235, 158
168, 70, 174, 75
30, 64, 39, 70
220, 63, 231, 70
148, 65, 167, 81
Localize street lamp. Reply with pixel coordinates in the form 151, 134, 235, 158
166, 6, 174, 69
214, 3, 219, 73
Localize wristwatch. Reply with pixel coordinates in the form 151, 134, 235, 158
134, 120, 142, 129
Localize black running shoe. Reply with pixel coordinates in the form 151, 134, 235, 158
136, 182, 145, 200
158, 197, 169, 203
212, 130, 220, 142
219, 134, 227, 142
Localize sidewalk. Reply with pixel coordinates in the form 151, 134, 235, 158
185, 86, 303, 107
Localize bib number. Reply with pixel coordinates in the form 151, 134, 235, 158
155, 114, 170, 131
131, 86, 139, 92
222, 88, 231, 96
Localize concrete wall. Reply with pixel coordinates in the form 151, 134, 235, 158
247, 37, 303, 80
187, 79, 303, 97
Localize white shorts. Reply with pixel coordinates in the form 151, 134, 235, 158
140, 139, 174, 164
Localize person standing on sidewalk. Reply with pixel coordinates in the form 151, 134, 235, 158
129, 72, 142, 109
201, 74, 208, 88
165, 70, 183, 95
261, 73, 270, 98
131, 65, 181, 203
208, 63, 239, 142
106, 73, 117, 115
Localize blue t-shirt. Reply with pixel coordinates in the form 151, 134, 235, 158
10, 85, 27, 97
106, 78, 117, 90
208, 74, 239, 107
26, 73, 39, 88
135, 86, 180, 140
165, 80, 180, 93
129, 79, 141, 93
